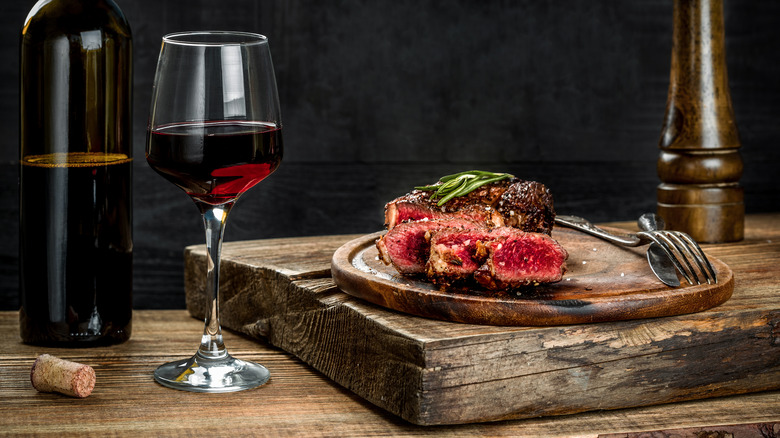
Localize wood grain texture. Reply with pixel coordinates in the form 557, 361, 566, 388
183, 214, 780, 425
599, 422, 780, 438
1, 310, 778, 437
331, 228, 733, 326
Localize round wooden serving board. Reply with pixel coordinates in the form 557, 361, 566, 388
330, 228, 734, 326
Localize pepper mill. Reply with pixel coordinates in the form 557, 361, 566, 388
657, 0, 744, 243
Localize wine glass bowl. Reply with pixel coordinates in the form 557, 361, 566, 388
147, 120, 282, 205
146, 31, 282, 392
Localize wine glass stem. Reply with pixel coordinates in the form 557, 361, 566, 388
197, 202, 234, 360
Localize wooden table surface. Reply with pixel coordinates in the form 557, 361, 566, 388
2, 214, 780, 437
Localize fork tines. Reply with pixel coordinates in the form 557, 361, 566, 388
640, 230, 718, 285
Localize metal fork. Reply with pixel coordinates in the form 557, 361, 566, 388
554, 214, 718, 285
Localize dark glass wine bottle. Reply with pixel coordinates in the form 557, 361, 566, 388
19, 0, 133, 346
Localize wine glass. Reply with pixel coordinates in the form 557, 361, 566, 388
146, 31, 282, 392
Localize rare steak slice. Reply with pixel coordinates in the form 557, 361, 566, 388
384, 178, 555, 234
474, 228, 568, 290
426, 227, 492, 286
376, 218, 481, 275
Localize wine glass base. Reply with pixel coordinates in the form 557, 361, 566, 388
154, 352, 269, 393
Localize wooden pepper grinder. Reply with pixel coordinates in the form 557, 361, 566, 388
657, 0, 744, 243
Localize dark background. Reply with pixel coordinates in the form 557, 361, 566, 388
1, 1, 778, 310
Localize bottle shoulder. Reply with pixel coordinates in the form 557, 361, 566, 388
22, 0, 131, 41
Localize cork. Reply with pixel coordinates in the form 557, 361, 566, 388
30, 354, 95, 398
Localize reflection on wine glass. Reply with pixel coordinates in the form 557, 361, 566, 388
146, 31, 283, 392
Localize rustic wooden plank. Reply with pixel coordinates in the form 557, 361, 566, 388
183, 214, 780, 425
1, 309, 779, 437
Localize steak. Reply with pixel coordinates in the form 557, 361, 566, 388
376, 218, 481, 275
426, 226, 568, 288
473, 228, 568, 290
426, 227, 491, 285
384, 178, 555, 235
377, 175, 567, 290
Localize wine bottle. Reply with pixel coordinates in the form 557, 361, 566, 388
19, 0, 133, 346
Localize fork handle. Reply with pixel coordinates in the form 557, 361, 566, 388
555, 215, 643, 247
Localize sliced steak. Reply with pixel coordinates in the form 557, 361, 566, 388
426, 227, 493, 286
425, 226, 568, 289
384, 178, 555, 234
376, 218, 481, 275
474, 228, 568, 290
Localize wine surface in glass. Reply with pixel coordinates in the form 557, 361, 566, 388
147, 120, 282, 205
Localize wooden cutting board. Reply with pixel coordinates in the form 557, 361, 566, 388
331, 228, 734, 326
182, 215, 780, 426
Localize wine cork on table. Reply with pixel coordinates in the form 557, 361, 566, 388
30, 354, 95, 398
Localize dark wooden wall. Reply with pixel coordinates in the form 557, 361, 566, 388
1, 1, 778, 310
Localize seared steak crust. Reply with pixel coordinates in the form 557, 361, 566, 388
494, 181, 555, 234
378, 176, 566, 290
384, 178, 555, 234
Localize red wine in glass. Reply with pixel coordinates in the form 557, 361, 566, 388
147, 120, 282, 205
147, 31, 282, 393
